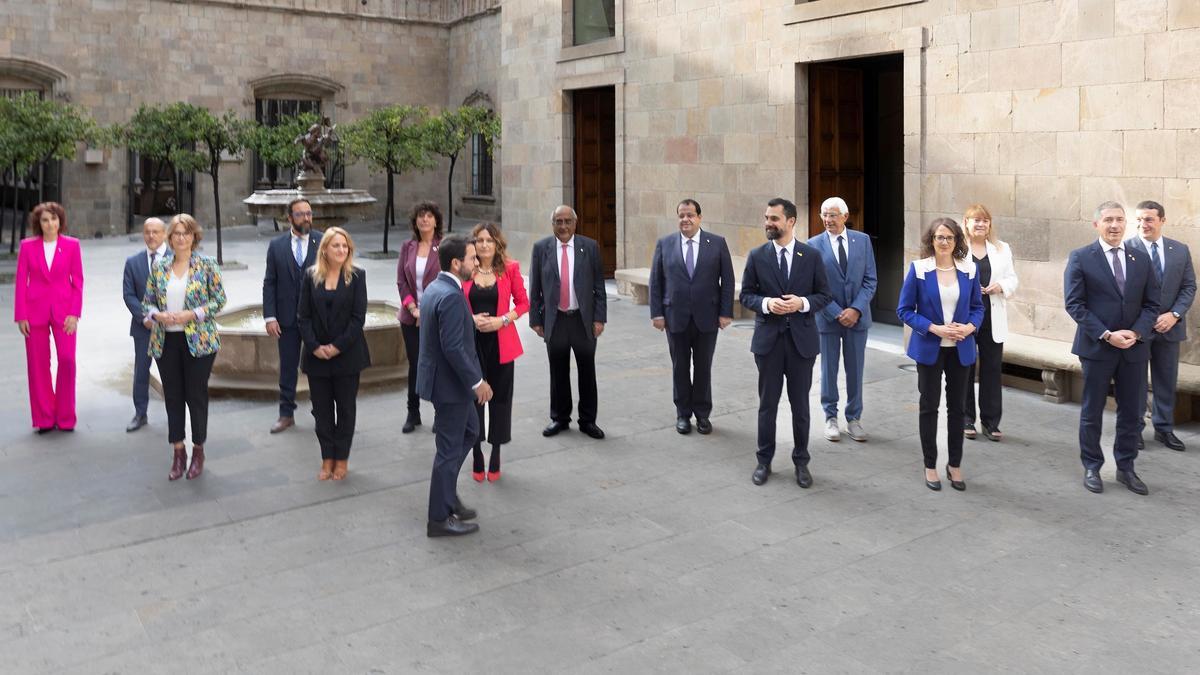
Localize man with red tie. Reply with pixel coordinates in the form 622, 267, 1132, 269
528, 205, 608, 439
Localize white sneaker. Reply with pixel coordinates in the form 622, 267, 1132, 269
824, 417, 840, 442
847, 419, 868, 442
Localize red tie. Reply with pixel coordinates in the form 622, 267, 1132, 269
559, 243, 571, 311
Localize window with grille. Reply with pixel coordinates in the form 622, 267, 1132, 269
471, 132, 493, 197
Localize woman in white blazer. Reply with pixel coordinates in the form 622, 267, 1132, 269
962, 204, 1018, 441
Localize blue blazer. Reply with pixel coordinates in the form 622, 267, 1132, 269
897, 258, 985, 366
122, 248, 171, 337
1064, 241, 1159, 362
739, 240, 833, 358
416, 273, 482, 404
648, 230, 735, 333
807, 229, 878, 333
1125, 236, 1195, 343
263, 230, 322, 328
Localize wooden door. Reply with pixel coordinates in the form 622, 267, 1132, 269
573, 87, 617, 276
808, 66, 865, 237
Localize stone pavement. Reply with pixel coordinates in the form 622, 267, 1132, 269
0, 226, 1198, 673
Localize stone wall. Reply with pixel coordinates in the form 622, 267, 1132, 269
448, 10, 502, 227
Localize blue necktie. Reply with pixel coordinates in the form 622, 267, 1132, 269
685, 239, 695, 279
1151, 241, 1163, 281
294, 238, 305, 267
837, 235, 847, 275
779, 246, 788, 279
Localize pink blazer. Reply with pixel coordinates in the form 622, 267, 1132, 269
13, 235, 84, 326
396, 236, 441, 326
463, 259, 529, 364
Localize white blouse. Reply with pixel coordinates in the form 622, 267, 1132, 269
415, 255, 429, 304
938, 277, 960, 348
165, 272, 187, 333
43, 239, 56, 269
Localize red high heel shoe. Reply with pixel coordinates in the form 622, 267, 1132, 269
487, 470, 501, 482
472, 471, 485, 482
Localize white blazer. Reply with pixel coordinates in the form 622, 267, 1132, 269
979, 239, 1018, 343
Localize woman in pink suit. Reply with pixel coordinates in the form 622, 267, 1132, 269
13, 202, 84, 433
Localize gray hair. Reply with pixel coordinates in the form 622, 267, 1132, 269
1093, 201, 1125, 221
551, 205, 578, 221
820, 197, 849, 215
142, 217, 166, 230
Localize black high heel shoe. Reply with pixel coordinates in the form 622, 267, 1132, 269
925, 470, 942, 491
945, 466, 966, 491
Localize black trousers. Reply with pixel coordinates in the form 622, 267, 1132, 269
156, 331, 215, 445
547, 310, 597, 425
917, 346, 969, 470
401, 322, 422, 416
428, 399, 478, 522
667, 319, 718, 419
308, 372, 360, 461
277, 325, 301, 417
964, 313, 1004, 431
473, 333, 514, 472
754, 335, 815, 467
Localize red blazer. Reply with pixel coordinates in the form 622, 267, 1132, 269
463, 259, 529, 364
13, 235, 84, 326
396, 236, 441, 326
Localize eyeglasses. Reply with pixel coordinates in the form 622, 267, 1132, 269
820, 212, 843, 218
170, 231, 193, 238
933, 235, 956, 243
553, 218, 575, 225
291, 211, 313, 218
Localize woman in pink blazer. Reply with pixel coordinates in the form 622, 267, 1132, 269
396, 201, 443, 433
463, 222, 529, 482
13, 202, 84, 433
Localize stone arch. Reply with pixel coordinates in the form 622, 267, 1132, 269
0, 57, 70, 98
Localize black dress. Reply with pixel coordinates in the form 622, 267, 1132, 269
469, 282, 514, 471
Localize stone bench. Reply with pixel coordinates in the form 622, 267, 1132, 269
615, 255, 752, 319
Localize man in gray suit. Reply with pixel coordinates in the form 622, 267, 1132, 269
121, 217, 168, 432
529, 205, 608, 439
1128, 200, 1196, 451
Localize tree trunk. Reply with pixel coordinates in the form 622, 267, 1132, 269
445, 153, 457, 232
17, 168, 31, 243
383, 169, 394, 252
4, 166, 13, 253
211, 161, 223, 265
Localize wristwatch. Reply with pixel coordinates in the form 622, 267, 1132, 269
502, 315, 511, 327
1172, 311, 1181, 320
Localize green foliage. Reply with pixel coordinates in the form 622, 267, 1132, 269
117, 103, 255, 175
422, 105, 500, 163
341, 104, 435, 175
247, 111, 318, 174
0, 92, 99, 174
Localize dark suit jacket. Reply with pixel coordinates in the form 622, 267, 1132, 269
807, 229, 878, 333
1064, 240, 1160, 363
298, 267, 371, 376
739, 240, 833, 358
1126, 236, 1195, 343
416, 273, 482, 404
528, 234, 607, 342
123, 248, 171, 337
396, 236, 442, 325
649, 230, 735, 333
263, 230, 322, 328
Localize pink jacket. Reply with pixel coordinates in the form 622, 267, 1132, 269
463, 259, 529, 364
13, 235, 84, 326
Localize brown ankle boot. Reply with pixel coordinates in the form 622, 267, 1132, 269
168, 445, 187, 481
186, 444, 205, 480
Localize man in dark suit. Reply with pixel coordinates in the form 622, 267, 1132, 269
807, 196, 878, 443
121, 217, 168, 432
1064, 201, 1161, 495
649, 198, 735, 435
263, 197, 322, 433
529, 205, 608, 439
1127, 200, 1195, 451
418, 234, 493, 537
740, 198, 832, 488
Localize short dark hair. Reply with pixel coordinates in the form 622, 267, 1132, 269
1136, 200, 1165, 219
677, 199, 702, 216
920, 217, 968, 259
438, 233, 475, 270
30, 202, 67, 236
767, 197, 797, 221
410, 201, 444, 240
286, 197, 311, 216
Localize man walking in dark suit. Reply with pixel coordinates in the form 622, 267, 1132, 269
740, 198, 832, 488
121, 217, 168, 432
263, 197, 322, 434
419, 235, 493, 537
807, 197, 878, 443
649, 198, 735, 435
1127, 200, 1195, 452
529, 205, 608, 440
1064, 201, 1161, 495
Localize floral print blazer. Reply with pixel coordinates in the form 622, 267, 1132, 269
141, 253, 227, 358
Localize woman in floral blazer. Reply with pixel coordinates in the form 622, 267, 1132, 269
141, 214, 227, 481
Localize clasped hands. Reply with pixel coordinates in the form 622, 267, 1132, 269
312, 344, 342, 360
1105, 329, 1139, 349
768, 295, 806, 315
145, 311, 194, 329
473, 313, 505, 333
930, 322, 976, 342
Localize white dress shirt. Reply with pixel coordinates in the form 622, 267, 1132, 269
680, 229, 701, 264
147, 242, 168, 270
1141, 236, 1166, 276
1098, 238, 1126, 277
826, 229, 849, 268
761, 238, 811, 314
43, 239, 56, 270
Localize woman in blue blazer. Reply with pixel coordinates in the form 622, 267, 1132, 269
897, 218, 985, 492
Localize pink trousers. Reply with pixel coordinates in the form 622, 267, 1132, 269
25, 322, 77, 430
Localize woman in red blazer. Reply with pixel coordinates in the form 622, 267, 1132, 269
463, 222, 529, 482
13, 202, 84, 433
396, 201, 443, 433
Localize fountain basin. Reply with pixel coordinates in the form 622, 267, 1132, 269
243, 186, 377, 231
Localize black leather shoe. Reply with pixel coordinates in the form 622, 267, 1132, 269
542, 420, 569, 437
1116, 470, 1149, 495
402, 412, 421, 434
1083, 469, 1103, 494
451, 497, 477, 521
795, 466, 813, 489
945, 466, 966, 491
925, 473, 942, 491
1155, 431, 1186, 452
1137, 436, 1145, 450
579, 422, 605, 440
427, 515, 479, 537
752, 463, 771, 485
35, 427, 54, 435
675, 417, 692, 434
696, 418, 712, 435
125, 415, 148, 433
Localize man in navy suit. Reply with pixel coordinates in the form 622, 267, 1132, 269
740, 198, 832, 488
121, 217, 168, 432
529, 205, 608, 440
418, 234, 493, 537
649, 198, 735, 435
263, 197, 322, 434
1064, 201, 1161, 495
1127, 200, 1195, 452
807, 197, 877, 443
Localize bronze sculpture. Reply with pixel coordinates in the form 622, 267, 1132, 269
294, 117, 338, 176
